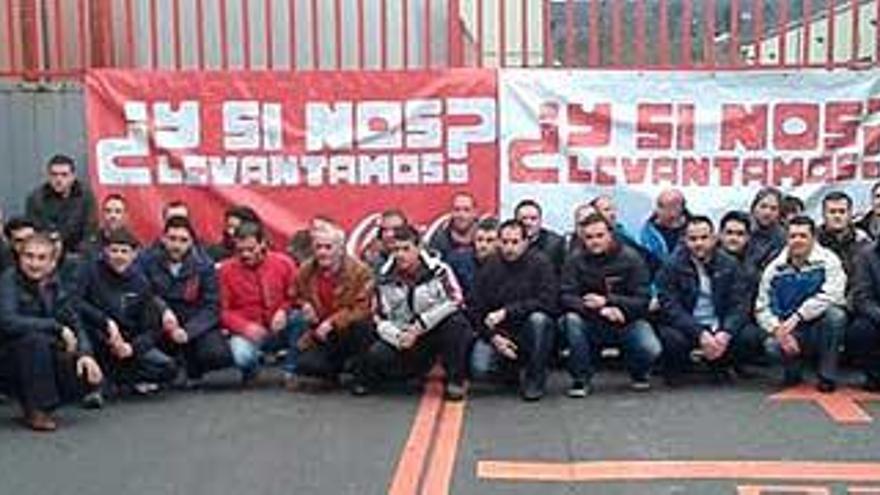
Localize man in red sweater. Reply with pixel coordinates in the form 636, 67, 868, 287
219, 221, 299, 384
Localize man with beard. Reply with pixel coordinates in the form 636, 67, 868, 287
470, 220, 558, 401
429, 192, 479, 299
561, 213, 660, 396
84, 194, 129, 256
0, 233, 103, 431
139, 216, 233, 387
747, 187, 786, 271
80, 228, 178, 399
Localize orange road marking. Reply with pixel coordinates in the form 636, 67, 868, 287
421, 400, 466, 495
769, 385, 880, 424
388, 379, 444, 495
737, 486, 830, 495
849, 488, 880, 494
477, 461, 880, 483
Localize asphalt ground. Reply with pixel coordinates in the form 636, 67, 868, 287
1, 365, 879, 495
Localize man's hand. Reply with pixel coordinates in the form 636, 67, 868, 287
106, 320, 123, 346
301, 303, 318, 324
582, 293, 607, 310
699, 331, 720, 360
490, 334, 518, 360
169, 327, 189, 345
270, 309, 288, 334
162, 309, 180, 332
485, 309, 507, 329
399, 331, 418, 350
779, 333, 801, 356
76, 356, 103, 386
314, 320, 335, 342
111, 341, 133, 360
599, 306, 626, 325
59, 326, 78, 354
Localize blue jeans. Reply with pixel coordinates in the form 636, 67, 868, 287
229, 310, 308, 375
470, 311, 555, 391
561, 312, 661, 382
765, 306, 845, 384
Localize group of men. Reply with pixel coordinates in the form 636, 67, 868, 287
1, 154, 880, 432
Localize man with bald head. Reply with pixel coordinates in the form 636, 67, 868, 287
640, 189, 689, 273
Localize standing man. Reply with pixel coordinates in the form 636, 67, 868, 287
560, 213, 660, 396
86, 194, 129, 253
591, 194, 641, 252
25, 154, 97, 255
362, 209, 409, 275
817, 191, 870, 279
470, 220, 558, 401
639, 188, 689, 274
207, 205, 260, 262
756, 216, 847, 392
849, 235, 880, 391
655, 216, 762, 382
292, 220, 374, 389
514, 199, 566, 273
80, 228, 178, 397
747, 187, 786, 270
429, 192, 479, 299
0, 234, 103, 431
856, 181, 880, 240
358, 225, 471, 399
219, 221, 299, 384
473, 217, 500, 266
139, 216, 233, 386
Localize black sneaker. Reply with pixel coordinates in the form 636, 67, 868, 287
82, 391, 104, 410
444, 383, 466, 402
567, 380, 591, 398
350, 383, 370, 397
520, 382, 544, 402
817, 379, 837, 394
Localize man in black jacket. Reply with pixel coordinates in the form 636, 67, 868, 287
656, 216, 763, 382
25, 154, 97, 255
515, 199, 566, 273
139, 217, 233, 386
817, 191, 870, 281
80, 228, 177, 397
470, 219, 558, 401
0, 233, 103, 431
560, 213, 660, 396
847, 240, 880, 391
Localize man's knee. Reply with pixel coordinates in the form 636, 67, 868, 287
821, 306, 848, 333
630, 320, 662, 361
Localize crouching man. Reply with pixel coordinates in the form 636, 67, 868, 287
0, 234, 103, 431
80, 228, 177, 398
356, 225, 471, 400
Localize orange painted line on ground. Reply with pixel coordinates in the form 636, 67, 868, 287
849, 488, 880, 494
421, 400, 466, 495
477, 461, 880, 483
769, 386, 880, 424
737, 486, 830, 495
388, 378, 444, 495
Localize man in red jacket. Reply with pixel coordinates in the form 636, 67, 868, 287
219, 221, 299, 384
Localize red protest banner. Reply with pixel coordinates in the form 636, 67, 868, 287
86, 69, 498, 251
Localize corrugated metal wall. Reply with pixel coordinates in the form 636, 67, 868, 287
0, 82, 86, 217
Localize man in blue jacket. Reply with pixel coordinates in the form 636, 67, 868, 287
656, 216, 763, 383
80, 228, 177, 397
0, 233, 103, 431
139, 216, 233, 386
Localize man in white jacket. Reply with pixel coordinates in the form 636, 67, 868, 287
354, 225, 472, 400
755, 216, 847, 393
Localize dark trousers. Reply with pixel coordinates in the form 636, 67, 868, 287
765, 306, 846, 384
657, 322, 765, 375
358, 312, 472, 387
160, 329, 233, 379
470, 311, 555, 391
0, 333, 89, 412
846, 316, 880, 383
297, 320, 375, 379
